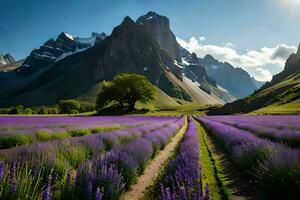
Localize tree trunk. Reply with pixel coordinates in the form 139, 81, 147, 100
129, 100, 136, 111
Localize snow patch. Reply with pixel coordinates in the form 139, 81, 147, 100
63, 32, 75, 40
55, 47, 89, 62
174, 60, 184, 69
181, 58, 190, 66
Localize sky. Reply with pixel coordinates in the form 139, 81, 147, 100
0, 0, 300, 81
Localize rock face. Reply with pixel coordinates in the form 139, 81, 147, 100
199, 54, 259, 98
0, 16, 187, 106
0, 53, 15, 66
137, 11, 181, 62
179, 45, 236, 103
19, 32, 107, 73
0, 12, 235, 107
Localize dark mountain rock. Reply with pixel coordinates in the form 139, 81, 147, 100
0, 53, 15, 66
0, 16, 186, 106
137, 11, 181, 62
18, 32, 107, 73
199, 54, 258, 98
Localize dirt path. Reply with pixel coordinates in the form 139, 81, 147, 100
122, 117, 188, 200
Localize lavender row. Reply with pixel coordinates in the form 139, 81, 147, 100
203, 116, 300, 148
0, 117, 183, 200
195, 116, 300, 199
71, 117, 185, 200
0, 116, 175, 135
155, 117, 209, 200
205, 115, 300, 129
0, 116, 176, 149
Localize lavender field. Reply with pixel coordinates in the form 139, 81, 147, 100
0, 115, 299, 200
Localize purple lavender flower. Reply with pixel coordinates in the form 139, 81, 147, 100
9, 161, 16, 179
204, 183, 209, 200
42, 175, 52, 200
158, 119, 202, 199
95, 187, 102, 200
10, 179, 18, 194
0, 161, 5, 182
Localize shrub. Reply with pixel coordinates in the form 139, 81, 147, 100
47, 108, 58, 114
59, 100, 81, 114
38, 106, 48, 114
10, 105, 24, 114
24, 108, 33, 115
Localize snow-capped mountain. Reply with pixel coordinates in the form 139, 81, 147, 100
0, 12, 236, 107
0, 53, 15, 66
19, 32, 107, 72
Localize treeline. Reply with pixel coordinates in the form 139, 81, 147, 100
0, 100, 95, 115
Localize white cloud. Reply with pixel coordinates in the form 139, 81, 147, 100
254, 67, 273, 82
177, 36, 297, 81
225, 42, 235, 48
199, 36, 206, 41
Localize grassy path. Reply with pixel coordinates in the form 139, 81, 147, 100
197, 119, 262, 200
196, 120, 232, 200
122, 117, 188, 200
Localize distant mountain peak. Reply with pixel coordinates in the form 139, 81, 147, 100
60, 32, 75, 40
203, 54, 217, 62
122, 16, 135, 25
0, 53, 15, 66
136, 11, 180, 61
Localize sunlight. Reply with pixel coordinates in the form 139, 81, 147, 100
280, 0, 300, 15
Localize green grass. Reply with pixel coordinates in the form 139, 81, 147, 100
0, 125, 134, 149
196, 119, 232, 200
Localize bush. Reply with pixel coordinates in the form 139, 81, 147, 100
47, 108, 58, 114
59, 100, 81, 114
0, 108, 11, 114
79, 102, 95, 113
24, 108, 33, 115
10, 105, 24, 114
38, 106, 48, 114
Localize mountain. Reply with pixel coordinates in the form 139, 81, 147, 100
198, 54, 260, 98
0, 12, 235, 107
179, 47, 236, 103
210, 44, 300, 115
0, 16, 189, 106
0, 53, 15, 66
251, 77, 265, 88
136, 11, 181, 62
18, 32, 107, 73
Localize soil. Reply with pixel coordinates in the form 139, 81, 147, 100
122, 118, 188, 200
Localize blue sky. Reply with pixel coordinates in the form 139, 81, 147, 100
1, 0, 299, 81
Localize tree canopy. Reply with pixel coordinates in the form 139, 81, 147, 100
59, 99, 81, 114
97, 73, 156, 112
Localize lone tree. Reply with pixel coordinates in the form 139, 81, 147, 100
97, 73, 156, 112
59, 99, 81, 115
